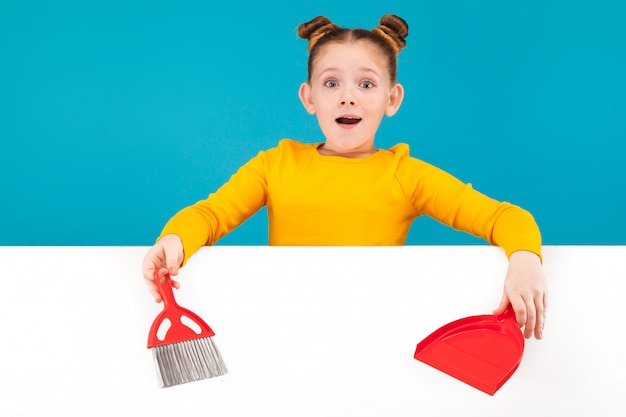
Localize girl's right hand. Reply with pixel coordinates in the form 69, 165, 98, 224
142, 234, 184, 303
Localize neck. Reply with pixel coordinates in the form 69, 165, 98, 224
317, 144, 377, 158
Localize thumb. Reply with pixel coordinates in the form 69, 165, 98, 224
493, 292, 510, 315
163, 246, 183, 276
165, 255, 181, 276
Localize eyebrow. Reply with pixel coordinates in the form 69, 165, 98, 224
316, 67, 382, 78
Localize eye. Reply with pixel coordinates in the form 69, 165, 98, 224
359, 80, 374, 89
324, 79, 339, 88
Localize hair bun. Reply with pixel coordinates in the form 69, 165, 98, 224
373, 14, 409, 55
297, 16, 340, 51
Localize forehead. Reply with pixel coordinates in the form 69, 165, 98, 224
312, 40, 388, 74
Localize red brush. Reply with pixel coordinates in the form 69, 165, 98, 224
147, 271, 227, 387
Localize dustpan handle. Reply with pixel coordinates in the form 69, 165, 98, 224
497, 306, 518, 325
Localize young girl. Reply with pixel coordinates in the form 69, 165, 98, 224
142, 14, 547, 340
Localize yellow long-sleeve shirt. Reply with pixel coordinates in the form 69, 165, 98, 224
160, 139, 541, 264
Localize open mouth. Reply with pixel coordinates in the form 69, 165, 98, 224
335, 117, 362, 125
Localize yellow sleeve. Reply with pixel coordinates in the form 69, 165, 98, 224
158, 151, 268, 265
400, 154, 542, 260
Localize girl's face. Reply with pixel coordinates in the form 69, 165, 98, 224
298, 41, 404, 157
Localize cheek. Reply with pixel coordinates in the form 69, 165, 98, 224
311, 97, 336, 115
312, 90, 335, 104
362, 96, 389, 113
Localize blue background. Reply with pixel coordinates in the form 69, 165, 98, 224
1, 0, 625, 246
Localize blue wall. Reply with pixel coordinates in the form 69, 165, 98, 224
1, 0, 625, 245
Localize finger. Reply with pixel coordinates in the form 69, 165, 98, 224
157, 266, 171, 281
151, 288, 162, 303
142, 251, 158, 282
523, 298, 537, 339
144, 277, 163, 303
508, 296, 527, 330
535, 294, 547, 339
142, 245, 166, 282
154, 268, 180, 289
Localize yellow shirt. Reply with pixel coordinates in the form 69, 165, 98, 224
160, 139, 541, 264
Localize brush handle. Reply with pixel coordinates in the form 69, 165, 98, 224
153, 270, 179, 309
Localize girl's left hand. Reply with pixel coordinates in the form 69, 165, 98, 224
493, 250, 548, 340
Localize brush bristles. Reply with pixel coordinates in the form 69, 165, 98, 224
152, 337, 228, 388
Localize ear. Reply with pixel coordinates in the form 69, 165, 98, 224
385, 83, 405, 117
298, 82, 316, 115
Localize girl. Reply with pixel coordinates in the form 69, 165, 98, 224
142, 14, 547, 340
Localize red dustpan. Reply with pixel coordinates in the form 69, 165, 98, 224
414, 307, 524, 395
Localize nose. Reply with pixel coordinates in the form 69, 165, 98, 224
339, 87, 357, 106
